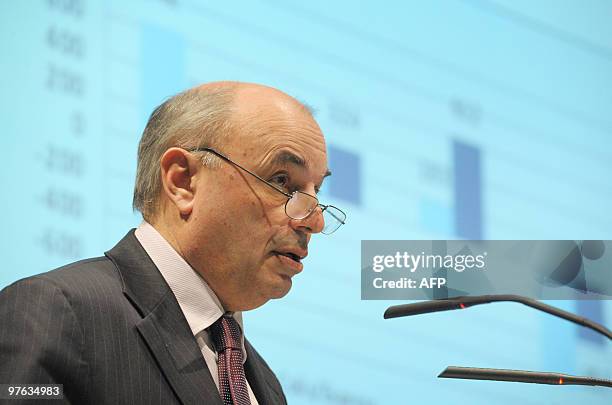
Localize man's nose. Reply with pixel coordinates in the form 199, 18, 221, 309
291, 205, 325, 235
290, 186, 324, 235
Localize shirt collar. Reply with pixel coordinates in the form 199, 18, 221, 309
134, 221, 246, 349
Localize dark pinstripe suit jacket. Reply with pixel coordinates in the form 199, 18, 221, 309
0, 230, 287, 404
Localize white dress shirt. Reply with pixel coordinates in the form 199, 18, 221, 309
135, 221, 259, 404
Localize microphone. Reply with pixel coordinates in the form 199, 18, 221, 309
384, 294, 611, 388
384, 294, 612, 340
438, 366, 612, 388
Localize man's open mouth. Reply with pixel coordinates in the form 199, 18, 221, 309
273, 251, 302, 263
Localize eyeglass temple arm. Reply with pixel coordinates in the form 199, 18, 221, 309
191, 147, 293, 198
320, 205, 346, 224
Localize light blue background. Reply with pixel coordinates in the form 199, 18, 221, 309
1, 1, 611, 403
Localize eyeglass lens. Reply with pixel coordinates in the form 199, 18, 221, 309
285, 192, 345, 234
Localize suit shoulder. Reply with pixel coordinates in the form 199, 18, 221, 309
2, 256, 122, 303
42, 256, 117, 283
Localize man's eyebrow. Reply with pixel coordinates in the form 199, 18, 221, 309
271, 150, 332, 181
271, 151, 306, 168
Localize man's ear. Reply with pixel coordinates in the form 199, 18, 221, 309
159, 148, 200, 216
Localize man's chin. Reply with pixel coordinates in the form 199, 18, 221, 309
256, 271, 294, 302
269, 274, 293, 298
240, 280, 291, 311
260, 261, 297, 298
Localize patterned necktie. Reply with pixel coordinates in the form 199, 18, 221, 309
209, 314, 252, 405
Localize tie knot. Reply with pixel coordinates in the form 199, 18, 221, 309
210, 314, 242, 352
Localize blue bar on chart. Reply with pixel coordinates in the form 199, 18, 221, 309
141, 24, 187, 126
328, 144, 361, 205
576, 300, 605, 346
541, 301, 576, 373
453, 140, 483, 239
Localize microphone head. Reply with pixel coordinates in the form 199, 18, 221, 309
384, 299, 464, 319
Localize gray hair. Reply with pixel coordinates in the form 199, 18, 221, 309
133, 86, 236, 221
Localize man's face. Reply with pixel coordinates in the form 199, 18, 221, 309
185, 88, 329, 311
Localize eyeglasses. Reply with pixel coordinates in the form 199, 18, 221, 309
188, 147, 346, 235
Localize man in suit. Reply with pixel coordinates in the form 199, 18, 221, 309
0, 82, 345, 404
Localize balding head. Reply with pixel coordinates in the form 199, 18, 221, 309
133, 81, 314, 221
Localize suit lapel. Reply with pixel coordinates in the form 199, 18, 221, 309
136, 299, 222, 405
106, 230, 222, 405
